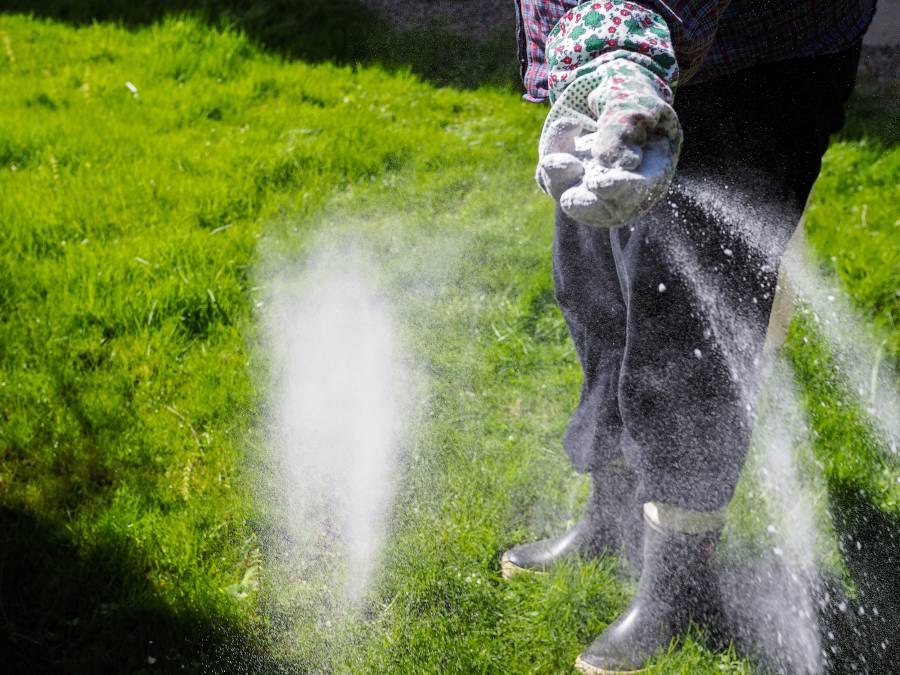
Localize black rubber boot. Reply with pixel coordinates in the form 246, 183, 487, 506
574, 506, 722, 674
501, 462, 642, 579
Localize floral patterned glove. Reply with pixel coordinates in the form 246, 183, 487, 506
535, 1, 683, 228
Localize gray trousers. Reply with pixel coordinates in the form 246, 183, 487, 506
554, 46, 861, 510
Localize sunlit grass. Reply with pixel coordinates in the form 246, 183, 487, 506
0, 13, 896, 672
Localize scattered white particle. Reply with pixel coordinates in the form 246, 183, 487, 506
148, 656, 157, 665
828, 295, 835, 302
325, 620, 332, 627
723, 248, 733, 257
693, 348, 702, 359
837, 601, 847, 612
766, 524, 777, 534
772, 546, 783, 557
10, 164, 16, 171
858, 606, 865, 615
658, 283, 666, 292
856, 540, 862, 550
125, 81, 139, 98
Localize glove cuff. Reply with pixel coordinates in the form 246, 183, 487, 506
539, 58, 676, 159
539, 2, 679, 160
546, 1, 679, 105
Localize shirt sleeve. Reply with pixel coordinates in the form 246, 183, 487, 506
640, 1, 731, 82
546, 0, 731, 104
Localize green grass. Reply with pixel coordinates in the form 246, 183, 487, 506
0, 13, 897, 673
2, 0, 520, 91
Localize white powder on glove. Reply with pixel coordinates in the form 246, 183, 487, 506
556, 137, 675, 228
537, 152, 585, 200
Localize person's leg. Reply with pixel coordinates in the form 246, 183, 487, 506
616, 179, 785, 510
501, 208, 643, 577
552, 206, 629, 473
576, 45, 862, 673
619, 44, 862, 511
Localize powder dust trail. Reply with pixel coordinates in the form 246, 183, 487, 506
781, 243, 900, 454
671, 176, 898, 673
718, 357, 827, 675
658, 219, 827, 673
249, 207, 470, 667
678, 177, 899, 454
258, 236, 417, 661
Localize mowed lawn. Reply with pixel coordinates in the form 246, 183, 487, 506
0, 14, 897, 674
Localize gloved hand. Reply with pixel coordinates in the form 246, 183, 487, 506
536, 59, 682, 228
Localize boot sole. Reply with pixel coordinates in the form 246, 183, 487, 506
499, 551, 547, 580
574, 654, 646, 674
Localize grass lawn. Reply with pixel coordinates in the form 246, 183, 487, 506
0, 13, 897, 674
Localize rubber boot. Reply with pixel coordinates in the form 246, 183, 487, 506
501, 462, 643, 579
574, 502, 724, 674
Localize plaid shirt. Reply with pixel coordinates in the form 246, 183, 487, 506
516, 0, 876, 102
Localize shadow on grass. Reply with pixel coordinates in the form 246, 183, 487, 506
712, 486, 899, 673
6, 1, 894, 129
0, 507, 295, 674
839, 80, 900, 148
820, 486, 900, 672
0, 0, 520, 92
